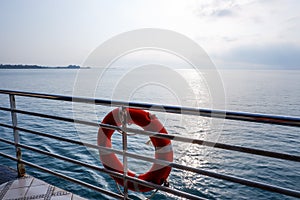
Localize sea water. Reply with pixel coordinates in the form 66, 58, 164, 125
0, 69, 299, 200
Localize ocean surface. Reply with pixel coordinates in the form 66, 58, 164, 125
0, 69, 299, 200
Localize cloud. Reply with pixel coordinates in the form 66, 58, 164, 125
213, 9, 234, 17
219, 43, 300, 69
193, 0, 239, 18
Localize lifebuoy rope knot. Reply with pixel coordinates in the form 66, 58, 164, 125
98, 107, 173, 192
118, 106, 128, 125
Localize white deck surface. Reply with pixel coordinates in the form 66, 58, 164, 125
0, 175, 86, 200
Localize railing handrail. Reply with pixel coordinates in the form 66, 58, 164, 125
1, 125, 299, 199
1, 89, 300, 127
0, 107, 299, 163
1, 89, 300, 199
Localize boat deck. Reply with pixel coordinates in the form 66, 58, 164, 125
0, 165, 86, 200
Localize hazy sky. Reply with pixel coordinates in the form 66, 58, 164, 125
0, 0, 299, 69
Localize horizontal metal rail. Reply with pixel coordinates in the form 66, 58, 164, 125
0, 138, 203, 200
0, 89, 300, 127
0, 152, 124, 199
2, 152, 205, 200
124, 127, 300, 162
0, 106, 116, 130
1, 124, 300, 198
0, 107, 299, 162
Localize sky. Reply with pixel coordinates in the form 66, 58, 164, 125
0, 0, 299, 69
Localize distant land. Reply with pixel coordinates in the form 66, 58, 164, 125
0, 64, 90, 69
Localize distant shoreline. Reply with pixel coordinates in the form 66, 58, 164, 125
0, 64, 90, 69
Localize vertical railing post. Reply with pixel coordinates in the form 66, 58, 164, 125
120, 106, 128, 199
9, 94, 25, 177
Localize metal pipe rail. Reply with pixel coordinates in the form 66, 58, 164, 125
0, 152, 125, 199
0, 124, 299, 198
1, 89, 300, 127
0, 89, 300, 199
0, 138, 202, 200
0, 107, 299, 162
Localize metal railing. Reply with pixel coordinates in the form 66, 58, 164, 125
0, 89, 299, 199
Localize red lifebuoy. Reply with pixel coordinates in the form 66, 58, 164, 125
98, 108, 173, 192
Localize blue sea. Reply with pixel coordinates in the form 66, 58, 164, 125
0, 69, 299, 200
